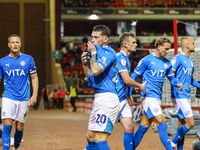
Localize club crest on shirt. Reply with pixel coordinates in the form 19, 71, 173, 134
164, 63, 168, 68
20, 61, 25, 66
154, 108, 159, 112
137, 60, 142, 68
121, 59, 126, 66
185, 110, 190, 115
171, 59, 176, 65
2, 112, 6, 116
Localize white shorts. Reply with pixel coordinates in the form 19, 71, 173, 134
117, 99, 132, 121
141, 97, 163, 119
171, 98, 193, 119
88, 92, 120, 134
1, 98, 30, 123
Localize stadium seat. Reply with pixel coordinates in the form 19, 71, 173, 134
88, 88, 94, 94
82, 88, 88, 94
65, 66, 70, 72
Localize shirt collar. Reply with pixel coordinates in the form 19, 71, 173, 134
181, 52, 186, 55
9, 52, 21, 58
121, 50, 127, 56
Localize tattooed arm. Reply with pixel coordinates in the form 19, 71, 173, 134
87, 41, 103, 76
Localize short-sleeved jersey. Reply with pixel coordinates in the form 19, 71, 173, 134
171, 52, 194, 99
116, 51, 130, 102
88, 45, 118, 94
133, 53, 173, 100
0, 53, 37, 101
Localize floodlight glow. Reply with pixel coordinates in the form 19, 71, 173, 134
88, 14, 99, 20
131, 21, 137, 26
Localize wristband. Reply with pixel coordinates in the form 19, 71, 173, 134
91, 52, 97, 55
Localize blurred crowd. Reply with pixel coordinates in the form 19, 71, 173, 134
140, 0, 200, 7
62, 0, 200, 8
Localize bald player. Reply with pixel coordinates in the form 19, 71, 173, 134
170, 37, 200, 150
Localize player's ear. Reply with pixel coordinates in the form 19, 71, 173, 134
104, 36, 108, 43
186, 44, 189, 49
124, 41, 128, 48
158, 45, 161, 50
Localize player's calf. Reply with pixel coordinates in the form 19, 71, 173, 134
2, 125, 12, 150
14, 129, 23, 149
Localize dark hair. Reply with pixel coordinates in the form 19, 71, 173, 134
92, 25, 111, 37
8, 34, 21, 42
155, 37, 171, 48
119, 32, 136, 45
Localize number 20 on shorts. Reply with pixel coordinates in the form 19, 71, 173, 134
96, 114, 107, 124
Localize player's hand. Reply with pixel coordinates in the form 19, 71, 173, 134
29, 96, 37, 107
177, 83, 183, 91
81, 52, 88, 66
87, 41, 97, 53
139, 84, 145, 92
127, 96, 134, 107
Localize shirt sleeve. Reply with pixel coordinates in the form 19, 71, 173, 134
117, 54, 128, 73
29, 56, 37, 75
171, 56, 180, 72
97, 49, 116, 71
0, 60, 3, 79
127, 72, 141, 96
134, 58, 148, 75
191, 78, 200, 88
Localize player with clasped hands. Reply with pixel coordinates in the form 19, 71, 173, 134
81, 25, 120, 150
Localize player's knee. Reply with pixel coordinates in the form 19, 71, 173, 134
16, 122, 24, 130
95, 132, 110, 143
188, 122, 195, 130
86, 130, 95, 141
124, 123, 134, 133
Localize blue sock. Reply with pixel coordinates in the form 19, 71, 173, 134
14, 129, 23, 148
85, 144, 89, 150
172, 124, 189, 145
177, 135, 185, 150
157, 122, 173, 150
133, 125, 148, 148
87, 141, 97, 150
2, 125, 12, 150
123, 132, 134, 150
176, 127, 184, 150
96, 141, 110, 150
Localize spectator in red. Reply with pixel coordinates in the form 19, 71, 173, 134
57, 86, 66, 109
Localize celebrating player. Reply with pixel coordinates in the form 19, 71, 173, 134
81, 25, 119, 150
128, 37, 183, 150
0, 34, 38, 150
170, 37, 200, 150
116, 32, 145, 150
